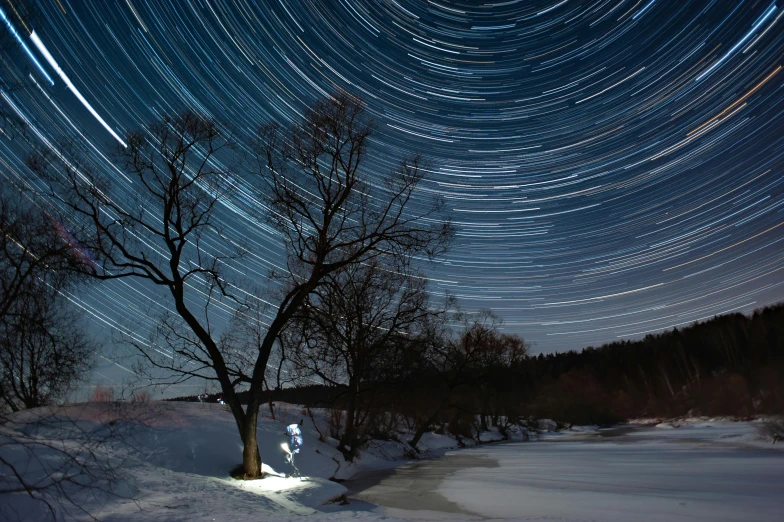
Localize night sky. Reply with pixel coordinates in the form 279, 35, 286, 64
1, 0, 783, 359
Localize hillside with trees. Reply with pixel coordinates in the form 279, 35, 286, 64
242, 302, 784, 448
518, 302, 784, 424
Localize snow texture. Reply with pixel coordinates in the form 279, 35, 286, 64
2, 402, 783, 521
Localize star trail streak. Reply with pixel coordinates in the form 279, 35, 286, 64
0, 0, 783, 361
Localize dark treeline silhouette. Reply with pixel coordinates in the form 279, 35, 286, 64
517, 302, 784, 424
172, 302, 784, 453
417, 302, 784, 429
170, 303, 784, 444
168, 385, 346, 406
430, 303, 776, 435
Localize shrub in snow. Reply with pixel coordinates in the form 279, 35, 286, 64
90, 386, 114, 403
447, 411, 475, 443
537, 419, 558, 432
757, 416, 784, 443
130, 391, 151, 404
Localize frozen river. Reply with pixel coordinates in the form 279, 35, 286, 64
3, 403, 782, 521
342, 423, 784, 521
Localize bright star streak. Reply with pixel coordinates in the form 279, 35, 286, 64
0, 6, 54, 86
30, 30, 127, 147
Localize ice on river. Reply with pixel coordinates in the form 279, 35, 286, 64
2, 401, 782, 521
345, 421, 784, 521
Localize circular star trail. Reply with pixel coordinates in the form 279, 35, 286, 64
1, 0, 783, 356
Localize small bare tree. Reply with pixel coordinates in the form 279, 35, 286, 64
0, 196, 136, 521
0, 197, 83, 323
405, 310, 529, 450
289, 258, 437, 460
0, 292, 95, 413
0, 195, 95, 412
32, 94, 452, 479
758, 416, 784, 444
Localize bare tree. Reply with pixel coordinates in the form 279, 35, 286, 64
0, 195, 95, 413
32, 94, 452, 478
0, 196, 137, 521
289, 258, 437, 460
0, 197, 83, 321
30, 109, 251, 444
405, 310, 529, 450
0, 291, 95, 413
228, 93, 452, 475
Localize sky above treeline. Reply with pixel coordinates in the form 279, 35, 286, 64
1, 0, 783, 357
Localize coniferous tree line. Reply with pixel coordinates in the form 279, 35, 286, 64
517, 303, 784, 423
249, 301, 784, 454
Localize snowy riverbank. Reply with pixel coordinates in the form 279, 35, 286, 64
2, 402, 782, 521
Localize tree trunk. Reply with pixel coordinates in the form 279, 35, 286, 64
240, 411, 262, 478
340, 379, 358, 460
409, 395, 450, 451
409, 419, 431, 451
659, 365, 676, 398
263, 378, 276, 420
172, 288, 261, 478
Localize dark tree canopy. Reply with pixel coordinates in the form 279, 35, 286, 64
288, 257, 437, 459
30, 93, 453, 479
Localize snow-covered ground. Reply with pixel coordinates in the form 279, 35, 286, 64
2, 402, 783, 521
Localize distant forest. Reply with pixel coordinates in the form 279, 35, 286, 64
512, 301, 784, 424
268, 303, 784, 426
175, 302, 784, 444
